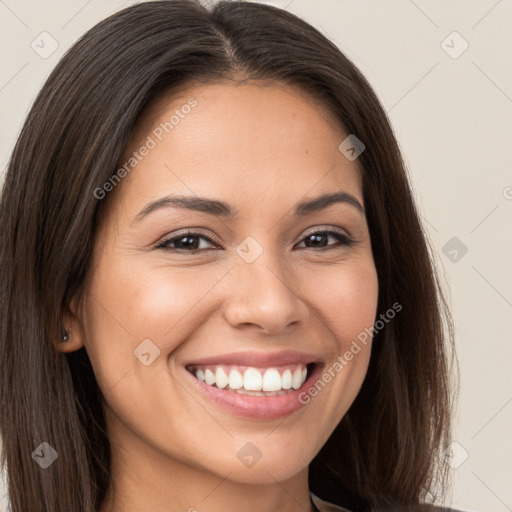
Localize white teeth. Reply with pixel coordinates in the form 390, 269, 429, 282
262, 368, 282, 391
228, 369, 244, 389
204, 368, 215, 385
215, 367, 229, 389
281, 369, 292, 389
191, 364, 310, 393
243, 368, 262, 391
291, 367, 303, 389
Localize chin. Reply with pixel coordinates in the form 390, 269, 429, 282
203, 447, 311, 484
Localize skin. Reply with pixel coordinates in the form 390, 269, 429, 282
58, 81, 379, 512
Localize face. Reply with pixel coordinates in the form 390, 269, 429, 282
63, 81, 378, 489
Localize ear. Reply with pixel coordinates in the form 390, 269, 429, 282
54, 294, 86, 353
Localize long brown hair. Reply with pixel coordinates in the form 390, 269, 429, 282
0, 1, 457, 510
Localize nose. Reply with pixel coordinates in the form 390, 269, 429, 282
222, 247, 308, 334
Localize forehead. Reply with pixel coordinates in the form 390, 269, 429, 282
110, 81, 363, 220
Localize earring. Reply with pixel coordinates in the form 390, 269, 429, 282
60, 328, 70, 342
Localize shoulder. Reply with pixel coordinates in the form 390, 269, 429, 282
310, 492, 464, 512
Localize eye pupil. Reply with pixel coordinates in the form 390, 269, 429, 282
305, 233, 328, 247
175, 235, 199, 250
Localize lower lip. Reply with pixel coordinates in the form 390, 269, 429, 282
184, 363, 323, 420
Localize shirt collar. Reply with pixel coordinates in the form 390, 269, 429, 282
310, 491, 352, 512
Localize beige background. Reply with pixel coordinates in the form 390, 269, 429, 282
1, 1, 511, 511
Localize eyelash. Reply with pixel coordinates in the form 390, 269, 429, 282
156, 228, 356, 253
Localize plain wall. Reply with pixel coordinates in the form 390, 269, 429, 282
1, 1, 511, 511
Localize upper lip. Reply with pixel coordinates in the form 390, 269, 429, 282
183, 349, 322, 368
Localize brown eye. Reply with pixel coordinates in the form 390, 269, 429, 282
157, 231, 219, 252
295, 229, 355, 250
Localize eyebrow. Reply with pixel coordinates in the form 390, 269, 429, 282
133, 190, 364, 223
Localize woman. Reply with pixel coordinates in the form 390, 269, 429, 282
0, 1, 458, 511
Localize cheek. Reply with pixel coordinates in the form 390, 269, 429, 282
296, 262, 378, 427
82, 258, 225, 393
302, 260, 379, 346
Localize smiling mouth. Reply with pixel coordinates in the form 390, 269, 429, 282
185, 362, 317, 396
